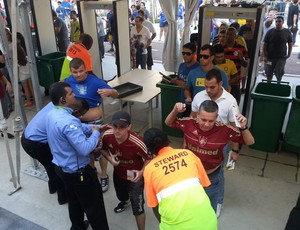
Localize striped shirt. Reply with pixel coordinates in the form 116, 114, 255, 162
223, 42, 248, 78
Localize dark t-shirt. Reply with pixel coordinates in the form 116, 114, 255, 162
287, 4, 299, 27
54, 17, 68, 42
264, 28, 292, 58
239, 25, 254, 55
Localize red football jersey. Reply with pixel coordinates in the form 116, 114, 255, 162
171, 117, 245, 170
100, 129, 151, 180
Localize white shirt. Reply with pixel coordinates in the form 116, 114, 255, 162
142, 20, 156, 35
130, 26, 151, 55
191, 88, 239, 124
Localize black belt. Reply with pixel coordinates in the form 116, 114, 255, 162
58, 164, 92, 174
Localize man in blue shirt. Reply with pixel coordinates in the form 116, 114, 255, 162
46, 82, 109, 230
64, 57, 118, 193
178, 0, 185, 38
170, 42, 200, 117
21, 98, 89, 205
185, 44, 228, 104
61, 0, 72, 17
56, 1, 67, 20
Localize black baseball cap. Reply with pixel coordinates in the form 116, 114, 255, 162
111, 111, 131, 127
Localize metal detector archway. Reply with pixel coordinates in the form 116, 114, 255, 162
78, 0, 131, 77
197, 5, 265, 117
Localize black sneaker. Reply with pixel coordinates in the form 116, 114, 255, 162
100, 175, 109, 193
7, 133, 15, 139
0, 132, 15, 139
114, 200, 130, 213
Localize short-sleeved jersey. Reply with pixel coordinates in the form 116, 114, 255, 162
144, 146, 217, 230
64, 74, 111, 108
60, 43, 93, 80
223, 42, 248, 78
186, 66, 228, 98
101, 129, 151, 180
170, 118, 245, 170
177, 62, 200, 82
213, 58, 238, 91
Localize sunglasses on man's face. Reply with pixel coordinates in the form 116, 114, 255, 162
182, 52, 192, 56
199, 54, 210, 59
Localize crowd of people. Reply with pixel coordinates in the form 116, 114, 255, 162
0, 0, 299, 229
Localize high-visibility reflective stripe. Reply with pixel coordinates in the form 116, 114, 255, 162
156, 178, 200, 202
66, 56, 73, 61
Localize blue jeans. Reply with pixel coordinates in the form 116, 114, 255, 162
204, 166, 222, 211
217, 144, 228, 205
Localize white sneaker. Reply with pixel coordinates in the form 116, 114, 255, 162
216, 203, 222, 218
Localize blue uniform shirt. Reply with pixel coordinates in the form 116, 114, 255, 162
186, 66, 229, 98
24, 102, 54, 143
64, 74, 112, 108
46, 106, 99, 173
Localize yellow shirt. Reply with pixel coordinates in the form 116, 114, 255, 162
70, 19, 80, 42
214, 59, 239, 91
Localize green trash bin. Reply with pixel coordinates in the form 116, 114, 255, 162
250, 80, 292, 153
284, 85, 300, 153
36, 52, 66, 88
156, 78, 183, 137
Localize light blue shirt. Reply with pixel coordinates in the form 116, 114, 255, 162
24, 102, 54, 143
46, 106, 99, 173
186, 66, 229, 98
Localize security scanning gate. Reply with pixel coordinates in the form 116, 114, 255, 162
0, 0, 131, 195
197, 5, 265, 117
79, 0, 131, 77
0, 0, 43, 195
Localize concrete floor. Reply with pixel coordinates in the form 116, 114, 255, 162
1, 52, 300, 229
